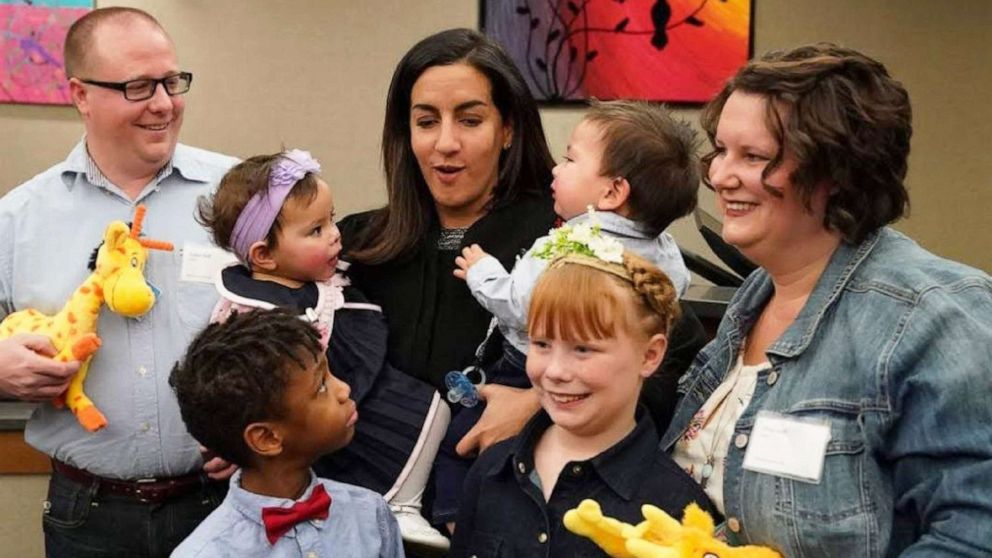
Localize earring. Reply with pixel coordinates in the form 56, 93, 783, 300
503, 142, 511, 150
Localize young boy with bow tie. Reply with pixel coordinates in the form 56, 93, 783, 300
169, 308, 403, 557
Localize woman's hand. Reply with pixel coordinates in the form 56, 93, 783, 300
453, 244, 491, 281
455, 384, 541, 456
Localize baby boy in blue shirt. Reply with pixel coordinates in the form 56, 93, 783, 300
169, 308, 403, 557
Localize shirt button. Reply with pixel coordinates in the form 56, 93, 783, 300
537, 532, 548, 543
571, 464, 583, 476
727, 517, 741, 532
734, 433, 748, 448
517, 462, 526, 474
306, 552, 318, 558
140, 422, 150, 433
766, 370, 779, 385
137, 366, 147, 377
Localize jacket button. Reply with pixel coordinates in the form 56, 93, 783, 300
571, 464, 583, 475
727, 517, 741, 532
734, 433, 748, 448
538, 532, 548, 543
766, 370, 779, 385
517, 462, 526, 474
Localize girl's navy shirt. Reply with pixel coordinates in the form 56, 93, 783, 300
450, 408, 718, 557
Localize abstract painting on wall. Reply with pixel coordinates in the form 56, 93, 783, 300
1, 0, 92, 106
481, 0, 753, 104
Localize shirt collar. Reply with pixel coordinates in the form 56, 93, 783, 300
724, 230, 881, 360
567, 210, 651, 241
486, 407, 659, 501
225, 468, 329, 537
61, 138, 212, 191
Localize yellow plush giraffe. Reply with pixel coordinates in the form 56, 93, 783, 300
565, 500, 782, 558
0, 205, 172, 432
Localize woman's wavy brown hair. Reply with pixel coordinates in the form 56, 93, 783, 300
700, 43, 912, 244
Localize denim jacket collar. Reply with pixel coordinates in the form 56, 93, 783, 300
726, 231, 881, 362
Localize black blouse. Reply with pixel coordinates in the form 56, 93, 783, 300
337, 193, 557, 391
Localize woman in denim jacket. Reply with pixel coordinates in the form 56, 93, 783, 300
663, 44, 992, 557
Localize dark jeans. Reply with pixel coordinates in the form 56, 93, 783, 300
433, 344, 530, 524
43, 467, 227, 558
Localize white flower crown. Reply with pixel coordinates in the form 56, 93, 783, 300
533, 207, 624, 264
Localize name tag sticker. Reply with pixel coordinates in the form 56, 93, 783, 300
179, 243, 237, 284
742, 411, 831, 484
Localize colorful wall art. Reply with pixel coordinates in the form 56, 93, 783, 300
1, 0, 92, 105
482, 0, 753, 103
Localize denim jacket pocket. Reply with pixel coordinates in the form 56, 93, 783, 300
42, 474, 96, 530
772, 409, 880, 558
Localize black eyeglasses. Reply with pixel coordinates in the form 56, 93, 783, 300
79, 72, 193, 101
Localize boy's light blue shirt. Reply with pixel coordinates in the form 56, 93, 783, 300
466, 210, 690, 354
0, 140, 237, 478
171, 469, 404, 558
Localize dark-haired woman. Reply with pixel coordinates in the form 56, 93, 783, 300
663, 44, 992, 556
336, 27, 558, 532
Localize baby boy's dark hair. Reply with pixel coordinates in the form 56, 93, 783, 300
585, 99, 700, 236
169, 308, 323, 467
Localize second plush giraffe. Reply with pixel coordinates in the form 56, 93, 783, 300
0, 205, 172, 432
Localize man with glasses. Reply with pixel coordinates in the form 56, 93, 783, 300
0, 7, 237, 557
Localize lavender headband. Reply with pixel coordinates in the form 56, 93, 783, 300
230, 149, 321, 264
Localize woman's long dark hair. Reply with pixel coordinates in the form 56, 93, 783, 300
349, 28, 553, 264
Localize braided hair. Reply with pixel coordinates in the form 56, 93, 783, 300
527, 250, 679, 345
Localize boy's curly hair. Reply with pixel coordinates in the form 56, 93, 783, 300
169, 308, 322, 467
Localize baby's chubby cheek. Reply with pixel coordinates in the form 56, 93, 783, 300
307, 253, 331, 269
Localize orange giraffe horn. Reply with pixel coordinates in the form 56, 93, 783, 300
139, 238, 174, 251
129, 205, 174, 252
130, 205, 147, 239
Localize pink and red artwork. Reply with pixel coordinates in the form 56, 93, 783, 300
1, 1, 92, 106
482, 0, 753, 103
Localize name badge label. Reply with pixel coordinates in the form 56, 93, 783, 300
742, 411, 831, 484
179, 243, 237, 284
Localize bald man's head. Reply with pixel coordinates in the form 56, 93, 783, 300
64, 7, 170, 78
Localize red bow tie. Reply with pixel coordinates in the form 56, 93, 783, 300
261, 484, 332, 545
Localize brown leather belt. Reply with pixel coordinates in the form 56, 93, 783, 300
52, 460, 208, 504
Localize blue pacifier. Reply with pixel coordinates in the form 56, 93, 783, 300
444, 366, 487, 407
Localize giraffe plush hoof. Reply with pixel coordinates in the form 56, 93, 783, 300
75, 405, 108, 432
70, 334, 102, 361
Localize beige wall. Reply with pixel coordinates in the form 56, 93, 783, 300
0, 475, 47, 558
0, 0, 989, 272
0, 2, 989, 555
